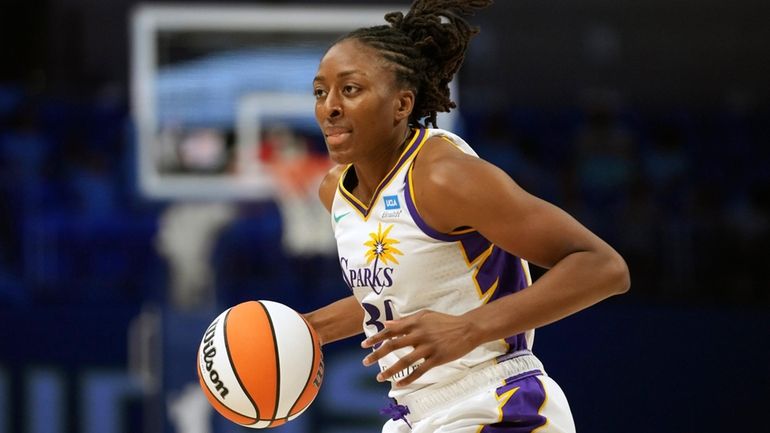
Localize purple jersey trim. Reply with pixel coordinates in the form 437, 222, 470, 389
338, 180, 368, 216
486, 256, 531, 352
472, 246, 531, 352
403, 162, 478, 242
337, 128, 426, 218
403, 135, 532, 352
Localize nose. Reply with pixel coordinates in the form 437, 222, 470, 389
321, 91, 342, 119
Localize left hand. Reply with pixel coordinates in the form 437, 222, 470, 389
361, 310, 479, 387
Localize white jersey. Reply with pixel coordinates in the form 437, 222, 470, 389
330, 128, 535, 398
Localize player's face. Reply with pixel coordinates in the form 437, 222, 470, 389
313, 39, 405, 165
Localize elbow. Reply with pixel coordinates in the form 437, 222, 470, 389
302, 311, 325, 346
607, 251, 631, 296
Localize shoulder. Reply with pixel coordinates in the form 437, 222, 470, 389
416, 134, 488, 181
412, 135, 513, 233
415, 134, 508, 196
318, 164, 347, 212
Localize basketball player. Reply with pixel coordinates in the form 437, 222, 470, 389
304, 1, 630, 432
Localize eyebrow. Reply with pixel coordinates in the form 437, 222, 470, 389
313, 69, 366, 83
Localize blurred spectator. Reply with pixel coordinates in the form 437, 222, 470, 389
1, 84, 768, 310
0, 95, 51, 304
643, 120, 690, 213
474, 110, 563, 204
568, 97, 640, 251
724, 183, 770, 303
62, 129, 119, 216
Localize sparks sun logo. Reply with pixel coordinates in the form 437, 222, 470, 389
339, 223, 403, 294
365, 223, 403, 266
362, 223, 403, 294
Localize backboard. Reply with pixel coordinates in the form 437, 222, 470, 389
130, 4, 457, 201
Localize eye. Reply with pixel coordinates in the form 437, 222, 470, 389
313, 88, 327, 99
342, 85, 359, 95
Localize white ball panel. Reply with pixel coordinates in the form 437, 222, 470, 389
261, 301, 314, 418
288, 404, 310, 421
246, 420, 272, 429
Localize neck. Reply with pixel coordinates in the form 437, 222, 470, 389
351, 125, 413, 205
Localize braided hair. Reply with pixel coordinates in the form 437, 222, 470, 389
339, 0, 492, 128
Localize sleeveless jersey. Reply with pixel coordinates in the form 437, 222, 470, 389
330, 128, 535, 398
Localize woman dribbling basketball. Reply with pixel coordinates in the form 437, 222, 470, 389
304, 1, 630, 432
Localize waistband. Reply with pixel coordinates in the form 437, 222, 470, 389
396, 351, 545, 423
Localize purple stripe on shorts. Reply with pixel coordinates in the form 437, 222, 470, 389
480, 374, 547, 433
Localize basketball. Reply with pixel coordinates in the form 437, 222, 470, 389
197, 300, 324, 428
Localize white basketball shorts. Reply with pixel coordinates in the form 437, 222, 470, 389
381, 353, 576, 433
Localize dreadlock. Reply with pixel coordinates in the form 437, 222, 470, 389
339, 0, 493, 128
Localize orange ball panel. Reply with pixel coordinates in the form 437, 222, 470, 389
225, 301, 279, 420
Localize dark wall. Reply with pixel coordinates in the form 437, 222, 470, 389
3, 0, 769, 107
0, 2, 768, 432
464, 0, 770, 108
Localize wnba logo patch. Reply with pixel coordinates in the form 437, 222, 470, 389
383, 195, 401, 210
382, 195, 402, 218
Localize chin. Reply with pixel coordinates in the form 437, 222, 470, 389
326, 147, 353, 165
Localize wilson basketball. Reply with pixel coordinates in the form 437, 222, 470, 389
197, 300, 324, 428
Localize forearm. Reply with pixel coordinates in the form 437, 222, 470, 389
463, 249, 630, 346
304, 295, 364, 346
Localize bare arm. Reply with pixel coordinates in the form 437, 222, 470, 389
443, 156, 629, 342
304, 295, 364, 345
362, 137, 630, 385
305, 164, 363, 346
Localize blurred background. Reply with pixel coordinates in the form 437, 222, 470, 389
1, 0, 768, 432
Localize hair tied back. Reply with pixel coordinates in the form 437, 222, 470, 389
385, 11, 405, 29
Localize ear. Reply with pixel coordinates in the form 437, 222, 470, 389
393, 89, 415, 122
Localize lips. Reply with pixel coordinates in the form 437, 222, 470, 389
324, 126, 352, 147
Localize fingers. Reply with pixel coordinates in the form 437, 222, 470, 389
375, 348, 423, 382
361, 319, 403, 349
381, 352, 434, 387
359, 311, 441, 386
362, 331, 413, 366
361, 334, 435, 386
362, 311, 431, 350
